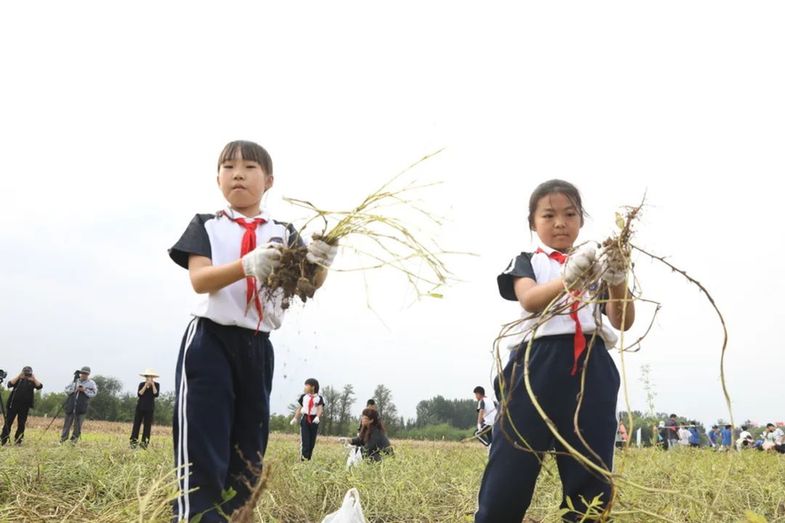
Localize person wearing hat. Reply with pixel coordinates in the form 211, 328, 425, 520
1, 366, 43, 445
61, 366, 98, 443
130, 369, 160, 449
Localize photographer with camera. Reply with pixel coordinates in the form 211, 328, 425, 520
130, 369, 159, 449
1, 366, 43, 446
60, 366, 97, 444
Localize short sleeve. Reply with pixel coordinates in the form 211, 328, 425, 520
497, 253, 535, 301
317, 394, 325, 406
478, 399, 485, 412
169, 214, 214, 269
297, 394, 305, 406
286, 222, 306, 249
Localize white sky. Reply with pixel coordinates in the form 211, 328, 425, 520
1, 2, 783, 429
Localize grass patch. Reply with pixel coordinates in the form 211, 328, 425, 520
1, 418, 783, 522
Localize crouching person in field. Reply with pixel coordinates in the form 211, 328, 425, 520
350, 408, 393, 462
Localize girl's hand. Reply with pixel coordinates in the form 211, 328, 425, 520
242, 243, 283, 280
562, 243, 599, 287
306, 236, 338, 268
598, 245, 628, 286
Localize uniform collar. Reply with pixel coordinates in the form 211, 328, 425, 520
222, 207, 272, 222
533, 240, 569, 257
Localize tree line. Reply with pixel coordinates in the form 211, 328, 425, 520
1, 377, 482, 440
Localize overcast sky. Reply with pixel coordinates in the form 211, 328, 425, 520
1, 2, 783, 429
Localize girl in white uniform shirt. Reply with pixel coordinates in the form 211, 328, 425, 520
291, 378, 325, 461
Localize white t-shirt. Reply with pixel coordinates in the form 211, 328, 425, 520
736, 430, 753, 450
477, 398, 497, 426
764, 428, 784, 444
498, 241, 618, 350
169, 208, 305, 332
297, 393, 325, 416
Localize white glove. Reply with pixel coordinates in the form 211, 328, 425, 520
290, 416, 298, 426
477, 423, 483, 431
241, 242, 282, 280
313, 416, 320, 424
597, 245, 628, 286
561, 243, 599, 287
306, 236, 338, 268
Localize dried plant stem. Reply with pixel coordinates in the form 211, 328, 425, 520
492, 202, 733, 522
269, 149, 453, 308
631, 244, 734, 439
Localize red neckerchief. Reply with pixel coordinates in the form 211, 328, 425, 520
307, 394, 315, 424
227, 215, 266, 323
536, 248, 585, 376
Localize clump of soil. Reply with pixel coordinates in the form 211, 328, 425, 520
266, 235, 334, 309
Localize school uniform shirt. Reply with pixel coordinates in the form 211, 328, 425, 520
297, 393, 325, 417
721, 428, 732, 446
688, 427, 700, 445
498, 242, 618, 350
477, 397, 497, 426
169, 208, 304, 332
136, 382, 160, 412
678, 427, 691, 446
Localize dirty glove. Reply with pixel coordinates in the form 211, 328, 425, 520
597, 244, 628, 286
561, 242, 599, 288
306, 236, 338, 268
241, 242, 282, 280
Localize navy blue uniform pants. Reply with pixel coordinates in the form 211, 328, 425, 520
477, 424, 493, 447
475, 334, 620, 523
300, 416, 319, 460
173, 318, 274, 522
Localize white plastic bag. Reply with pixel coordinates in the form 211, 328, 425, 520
346, 445, 363, 469
321, 488, 367, 523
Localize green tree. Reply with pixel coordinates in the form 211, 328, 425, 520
336, 384, 356, 436
320, 385, 340, 436
415, 396, 476, 429
153, 391, 175, 426
88, 375, 124, 421
373, 384, 400, 434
